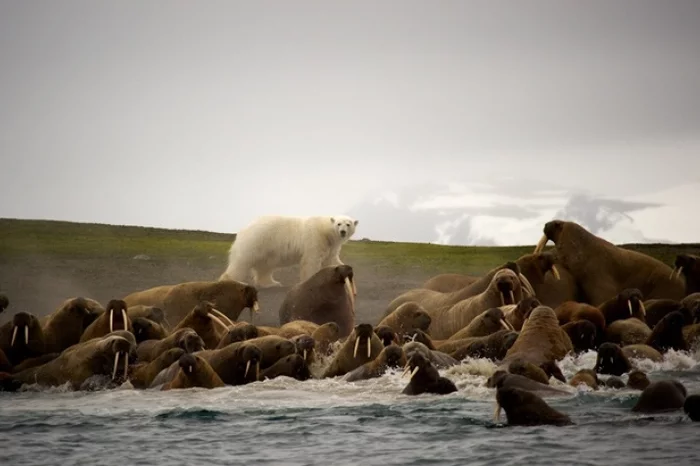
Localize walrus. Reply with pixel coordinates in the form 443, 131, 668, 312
242, 335, 297, 369
374, 325, 399, 347
322, 323, 384, 378
448, 308, 513, 340
554, 301, 607, 346
290, 334, 316, 366
127, 305, 170, 329
594, 342, 631, 376
684, 394, 700, 422
627, 370, 650, 390
643, 299, 686, 328
485, 370, 570, 396
275, 320, 320, 339
515, 251, 581, 309
683, 324, 700, 349
598, 289, 647, 326
494, 385, 573, 426
502, 296, 541, 331
507, 359, 550, 385
499, 306, 573, 370
681, 293, 700, 322
80, 299, 132, 342
131, 317, 168, 344
632, 379, 687, 413
162, 353, 225, 390
260, 354, 311, 381
278, 265, 356, 338
604, 376, 626, 389
195, 341, 263, 386
10, 353, 60, 374
401, 352, 457, 396
123, 284, 176, 311
216, 323, 259, 348
0, 348, 11, 372
136, 327, 205, 363
162, 280, 260, 326
403, 328, 438, 350
605, 318, 652, 347
311, 322, 341, 355
561, 320, 597, 353
569, 369, 600, 390
621, 344, 664, 363
41, 297, 105, 353
12, 332, 136, 389
129, 348, 186, 389
645, 311, 688, 352
420, 273, 480, 293
427, 269, 524, 340
377, 302, 432, 336
533, 220, 685, 304
383, 261, 532, 317
0, 311, 45, 366
403, 341, 460, 368
673, 254, 700, 296
444, 329, 519, 362
0, 294, 8, 314
171, 301, 230, 350
344, 345, 407, 382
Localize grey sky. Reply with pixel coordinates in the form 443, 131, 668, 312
1, 0, 699, 235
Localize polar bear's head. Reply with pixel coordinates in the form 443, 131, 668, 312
330, 215, 358, 241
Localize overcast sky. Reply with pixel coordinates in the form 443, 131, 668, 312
1, 0, 699, 235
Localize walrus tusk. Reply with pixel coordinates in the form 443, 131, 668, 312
676, 266, 684, 279
366, 336, 371, 358
550, 265, 561, 281
256, 361, 260, 381
669, 267, 677, 280
124, 352, 129, 380
208, 313, 229, 333
351, 277, 358, 296
509, 290, 515, 304
121, 309, 128, 331
534, 234, 548, 254
303, 349, 307, 361
353, 336, 360, 359
518, 273, 535, 297
209, 307, 235, 327
639, 300, 646, 317
112, 352, 120, 380
188, 364, 193, 374
500, 319, 512, 331
344, 277, 356, 313
500, 293, 505, 306
250, 301, 260, 325
245, 360, 251, 378
408, 366, 419, 380
627, 300, 633, 316
11, 326, 17, 347
109, 309, 114, 333
24, 325, 29, 345
494, 403, 501, 422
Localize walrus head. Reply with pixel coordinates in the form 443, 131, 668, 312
672, 254, 699, 282
333, 264, 357, 314
647, 310, 688, 352
602, 289, 646, 325
0, 294, 8, 314
481, 308, 515, 332
381, 345, 407, 369
393, 302, 432, 332
240, 344, 262, 382
291, 334, 315, 364
401, 351, 432, 380
191, 301, 231, 334
562, 320, 597, 353
131, 317, 167, 344
494, 385, 573, 426
533, 220, 567, 254
684, 394, 700, 422
351, 323, 375, 359
494, 270, 520, 306
402, 329, 436, 350
218, 324, 260, 348
374, 325, 398, 347
627, 370, 650, 390
177, 329, 205, 354
594, 342, 631, 376
681, 293, 700, 324
104, 299, 130, 334
178, 353, 199, 376
97, 334, 136, 384
240, 285, 261, 324
10, 312, 41, 350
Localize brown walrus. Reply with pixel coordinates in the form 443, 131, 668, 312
311, 322, 341, 355
344, 344, 407, 382
260, 354, 311, 381
486, 370, 570, 396
502, 296, 541, 331
243, 335, 297, 369
290, 334, 316, 366
0, 311, 45, 366
136, 328, 205, 363
403, 341, 460, 368
561, 320, 597, 353
195, 341, 263, 386
645, 311, 688, 352
598, 289, 647, 326
514, 251, 581, 309
420, 273, 480, 293
131, 317, 168, 343
427, 269, 524, 340
80, 299, 132, 342
684, 394, 700, 421
569, 369, 600, 390
442, 329, 519, 362
605, 318, 652, 347
171, 301, 231, 350
627, 370, 651, 390
621, 344, 663, 363
162, 353, 225, 390
448, 308, 514, 340
533, 220, 685, 305
374, 325, 399, 347
377, 302, 432, 336
216, 324, 260, 348
129, 348, 186, 389
632, 379, 687, 413
672, 254, 700, 295
41, 297, 105, 354
278, 265, 356, 338
507, 359, 550, 385
494, 385, 573, 426
401, 352, 458, 396
554, 301, 607, 346
594, 342, 632, 376
275, 320, 321, 339
322, 323, 384, 378
0, 294, 8, 314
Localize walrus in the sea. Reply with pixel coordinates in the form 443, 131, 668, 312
80, 299, 132, 342
673, 254, 700, 296
278, 265, 356, 338
598, 289, 647, 326
684, 394, 700, 422
554, 301, 606, 346
604, 376, 626, 389
486, 370, 570, 396
420, 273, 480, 293
494, 385, 573, 426
129, 348, 185, 389
377, 302, 432, 336
161, 353, 225, 390
444, 329, 519, 362
627, 370, 650, 390
403, 341, 460, 368
136, 328, 205, 363
594, 343, 632, 376
131, 317, 168, 344
216, 323, 260, 348
507, 359, 550, 385
515, 251, 581, 309
322, 323, 384, 378
533, 220, 685, 304
260, 354, 311, 381
502, 296, 541, 331
383, 261, 531, 317
196, 341, 263, 386
274, 320, 320, 339
41, 297, 105, 354
401, 352, 457, 396
499, 306, 573, 370
621, 344, 663, 363
644, 311, 688, 352
605, 318, 652, 347
344, 344, 407, 382
427, 268, 524, 340
0, 311, 45, 366
0, 348, 11, 372
242, 335, 297, 369
374, 325, 399, 347
311, 322, 341, 355
569, 369, 600, 390
12, 332, 136, 389
171, 301, 231, 350
561, 320, 597, 353
290, 334, 316, 366
632, 379, 687, 413
448, 308, 513, 340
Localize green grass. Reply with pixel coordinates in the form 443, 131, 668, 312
1, 218, 698, 274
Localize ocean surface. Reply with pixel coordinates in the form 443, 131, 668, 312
3, 349, 700, 466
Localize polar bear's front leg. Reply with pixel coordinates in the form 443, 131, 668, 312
323, 245, 344, 268
299, 253, 323, 284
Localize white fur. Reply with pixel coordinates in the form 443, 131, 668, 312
219, 214, 358, 288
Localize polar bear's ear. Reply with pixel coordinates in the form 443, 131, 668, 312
353, 220, 358, 226
330, 217, 335, 223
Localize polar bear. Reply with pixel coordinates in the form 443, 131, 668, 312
218, 215, 359, 288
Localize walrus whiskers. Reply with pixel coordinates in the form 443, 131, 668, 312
353, 336, 360, 358
11, 326, 17, 346
209, 307, 235, 327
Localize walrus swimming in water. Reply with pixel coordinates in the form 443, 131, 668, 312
401, 352, 457, 396
162, 353, 225, 390
627, 370, 650, 390
260, 354, 311, 381
344, 345, 407, 382
322, 324, 384, 378
0, 311, 45, 366
427, 269, 524, 340
533, 220, 685, 304
494, 385, 573, 426
632, 379, 687, 413
403, 341, 460, 368
136, 328, 205, 363
377, 302, 432, 336
80, 299, 132, 342
374, 325, 399, 347
594, 343, 632, 376
507, 359, 550, 385
442, 329, 519, 362
448, 308, 514, 340
569, 369, 600, 390
684, 394, 700, 422
561, 320, 597, 353
311, 322, 341, 355
645, 311, 688, 352
278, 265, 356, 338
486, 370, 570, 397
621, 344, 663, 363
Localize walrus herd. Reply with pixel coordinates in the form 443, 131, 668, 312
2, 219, 700, 426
